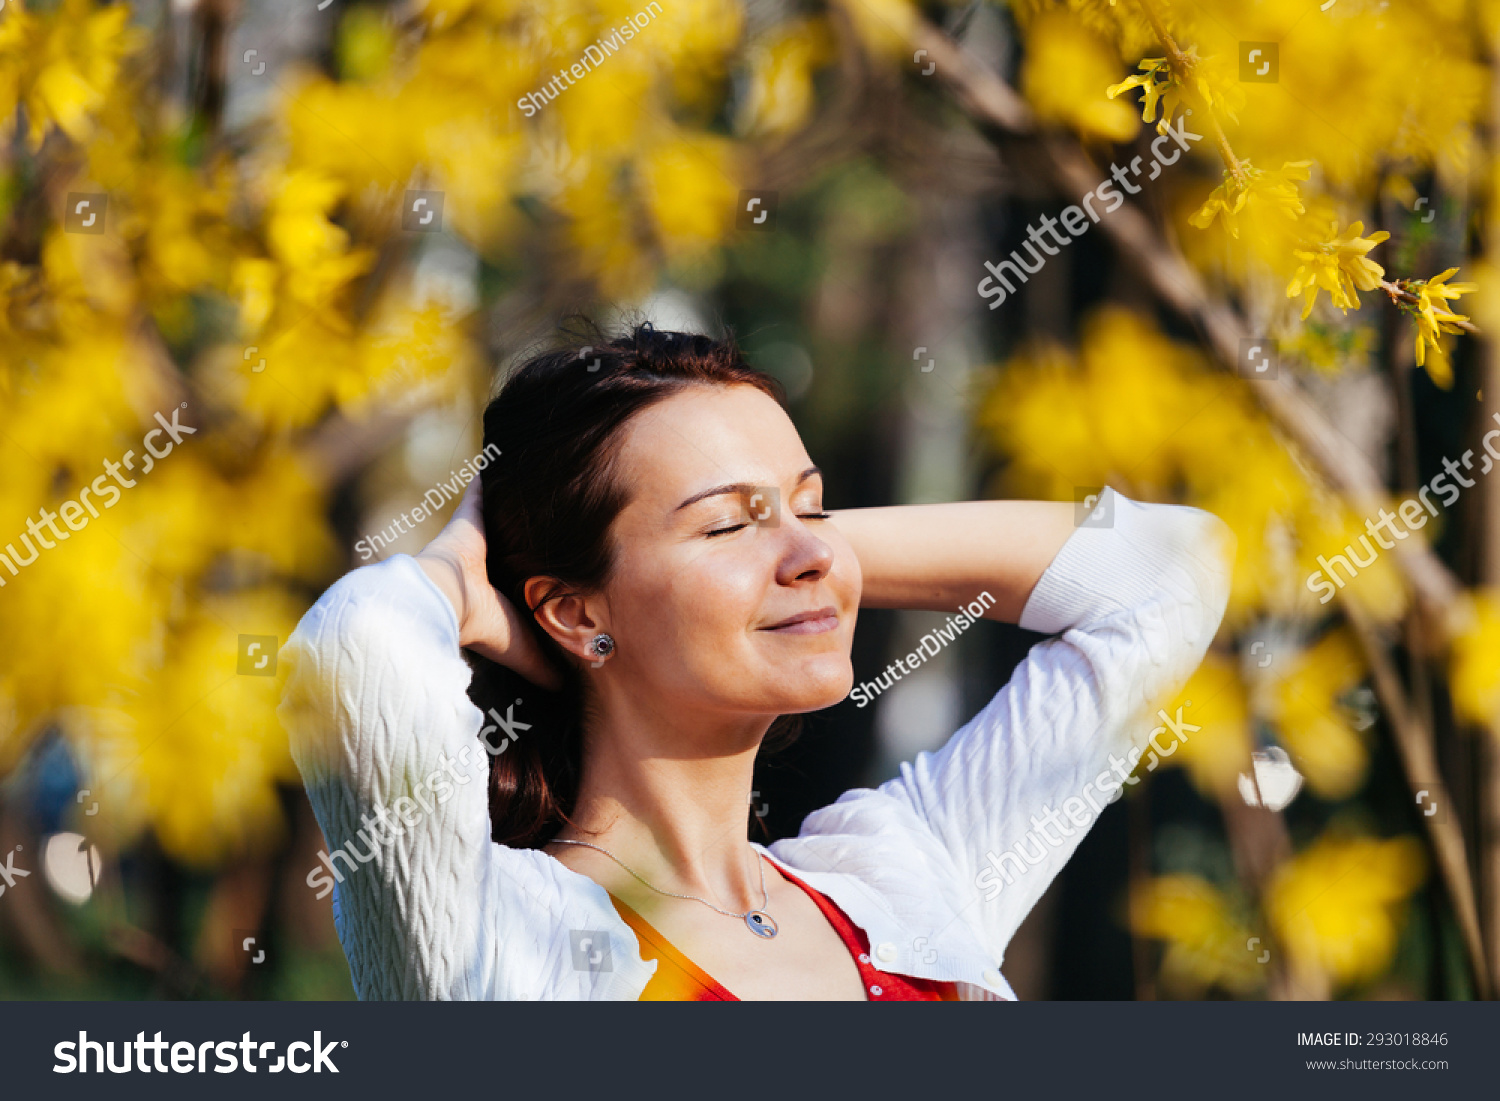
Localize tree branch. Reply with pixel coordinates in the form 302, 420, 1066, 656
911, 18, 1465, 631
1342, 600, 1490, 998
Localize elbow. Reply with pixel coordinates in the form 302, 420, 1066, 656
1191, 508, 1235, 629
1157, 505, 1235, 662
1124, 497, 1235, 653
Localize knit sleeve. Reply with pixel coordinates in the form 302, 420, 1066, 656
875, 488, 1234, 957
278, 554, 526, 999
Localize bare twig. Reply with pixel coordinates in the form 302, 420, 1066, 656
1342, 600, 1491, 998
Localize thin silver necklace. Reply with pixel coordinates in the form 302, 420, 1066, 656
550, 838, 779, 939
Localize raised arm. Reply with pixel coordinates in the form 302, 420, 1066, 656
278, 482, 565, 999
829, 499, 1078, 622
279, 554, 503, 998
815, 487, 1233, 960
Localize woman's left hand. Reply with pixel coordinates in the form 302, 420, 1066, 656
416, 478, 564, 689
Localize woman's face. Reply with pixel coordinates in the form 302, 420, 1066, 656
594, 384, 861, 720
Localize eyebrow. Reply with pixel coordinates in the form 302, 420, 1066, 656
674, 466, 822, 511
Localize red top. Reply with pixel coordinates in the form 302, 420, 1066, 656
610, 857, 959, 1001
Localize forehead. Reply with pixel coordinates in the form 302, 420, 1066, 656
613, 384, 810, 508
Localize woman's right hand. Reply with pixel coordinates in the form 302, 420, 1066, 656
415, 477, 563, 689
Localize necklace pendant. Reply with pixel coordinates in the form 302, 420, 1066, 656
745, 910, 778, 938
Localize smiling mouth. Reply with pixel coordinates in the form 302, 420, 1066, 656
762, 606, 839, 635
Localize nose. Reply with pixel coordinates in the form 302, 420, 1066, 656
774, 517, 834, 587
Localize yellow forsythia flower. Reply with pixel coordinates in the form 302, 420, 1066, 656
1267, 834, 1425, 989
1025, 13, 1139, 143
735, 19, 836, 138
1105, 47, 1241, 138
1189, 161, 1311, 240
1408, 269, 1477, 388
1270, 629, 1369, 800
1150, 654, 1252, 797
1105, 57, 1180, 134
1130, 875, 1264, 997
640, 132, 740, 263
1450, 591, 1500, 731
980, 307, 1323, 624
1285, 221, 1390, 319
1, 0, 141, 151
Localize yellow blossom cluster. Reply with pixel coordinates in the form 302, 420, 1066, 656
1268, 629, 1369, 800
1133, 832, 1426, 997
1186, 160, 1309, 241
1149, 655, 1252, 797
1027, 0, 1484, 185
1266, 834, 1426, 989
982, 308, 1428, 994
1024, 14, 1141, 143
1129, 874, 1264, 997
1285, 221, 1389, 321
1015, 0, 1483, 387
1450, 592, 1500, 732
979, 308, 1406, 626
989, 1, 1472, 999
0, 0, 827, 866
1403, 270, 1479, 387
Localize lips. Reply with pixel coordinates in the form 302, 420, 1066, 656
762, 606, 839, 635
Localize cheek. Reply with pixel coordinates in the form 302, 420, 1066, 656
611, 548, 766, 657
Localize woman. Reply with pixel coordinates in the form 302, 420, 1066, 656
280, 322, 1232, 1001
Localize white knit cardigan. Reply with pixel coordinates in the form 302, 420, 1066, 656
279, 487, 1232, 1000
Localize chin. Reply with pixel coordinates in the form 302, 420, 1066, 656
764, 657, 854, 714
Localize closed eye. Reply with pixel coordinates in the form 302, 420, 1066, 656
706, 512, 827, 537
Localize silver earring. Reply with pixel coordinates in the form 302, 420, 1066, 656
587, 633, 615, 667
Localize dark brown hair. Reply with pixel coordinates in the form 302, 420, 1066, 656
470, 317, 796, 848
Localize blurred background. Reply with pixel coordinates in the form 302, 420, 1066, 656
1, 0, 1498, 1001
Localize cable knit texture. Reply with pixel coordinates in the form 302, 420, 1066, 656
279, 488, 1232, 1000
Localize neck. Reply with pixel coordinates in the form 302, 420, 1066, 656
556, 692, 771, 911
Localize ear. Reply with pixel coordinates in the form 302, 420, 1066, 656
523, 576, 603, 664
